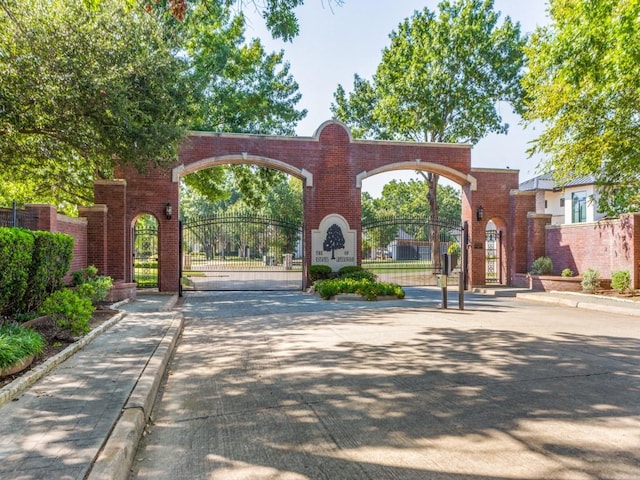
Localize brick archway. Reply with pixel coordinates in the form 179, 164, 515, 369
94, 120, 518, 291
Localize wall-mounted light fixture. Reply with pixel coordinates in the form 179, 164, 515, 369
476, 205, 484, 221
165, 202, 172, 220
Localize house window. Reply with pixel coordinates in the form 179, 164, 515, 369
560, 198, 565, 207
572, 191, 587, 223
545, 200, 548, 209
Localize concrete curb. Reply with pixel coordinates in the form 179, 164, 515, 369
516, 292, 640, 317
87, 312, 184, 480
0, 310, 126, 408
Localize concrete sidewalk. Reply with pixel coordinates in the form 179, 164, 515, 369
0, 293, 183, 480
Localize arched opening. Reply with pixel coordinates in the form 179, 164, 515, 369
132, 214, 159, 288
360, 169, 464, 286
178, 161, 304, 291
485, 217, 507, 285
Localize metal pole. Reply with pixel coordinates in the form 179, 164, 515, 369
459, 222, 467, 310
179, 220, 183, 297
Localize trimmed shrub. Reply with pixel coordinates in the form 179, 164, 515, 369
315, 277, 404, 301
611, 270, 631, 294
73, 266, 113, 305
581, 268, 601, 293
0, 227, 34, 317
338, 266, 377, 282
309, 264, 333, 283
20, 231, 73, 312
0, 323, 45, 368
40, 289, 94, 337
530, 256, 553, 275
561, 268, 574, 277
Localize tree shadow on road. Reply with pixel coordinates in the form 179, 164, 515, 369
133, 291, 640, 480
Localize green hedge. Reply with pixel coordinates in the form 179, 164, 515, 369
0, 227, 74, 316
315, 278, 405, 301
0, 228, 34, 316
21, 231, 74, 312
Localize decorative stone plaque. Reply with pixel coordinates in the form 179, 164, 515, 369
311, 214, 356, 271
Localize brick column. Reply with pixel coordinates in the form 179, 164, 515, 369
25, 204, 57, 232
527, 212, 553, 270
78, 205, 108, 275
94, 180, 127, 282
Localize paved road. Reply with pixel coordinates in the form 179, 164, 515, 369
131, 289, 640, 480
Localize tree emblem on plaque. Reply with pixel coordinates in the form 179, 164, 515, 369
323, 223, 345, 260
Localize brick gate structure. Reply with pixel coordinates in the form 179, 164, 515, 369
92, 120, 519, 292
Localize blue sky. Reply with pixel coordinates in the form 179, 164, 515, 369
244, 1, 551, 195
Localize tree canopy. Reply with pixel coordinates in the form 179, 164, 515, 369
522, 0, 640, 215
0, 0, 190, 207
0, 0, 307, 210
332, 0, 525, 144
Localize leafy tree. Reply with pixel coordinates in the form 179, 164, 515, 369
0, 0, 190, 209
522, 0, 640, 215
0, 0, 308, 211
333, 0, 525, 264
155, 1, 307, 206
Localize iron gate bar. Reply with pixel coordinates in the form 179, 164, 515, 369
362, 215, 462, 287
182, 212, 303, 291
133, 224, 159, 288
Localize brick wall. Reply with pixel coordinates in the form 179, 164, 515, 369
545, 214, 640, 289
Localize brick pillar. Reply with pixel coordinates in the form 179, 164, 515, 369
527, 213, 552, 270
78, 205, 108, 275
94, 180, 127, 282
467, 169, 519, 287
25, 204, 57, 231
510, 190, 536, 281
303, 123, 360, 287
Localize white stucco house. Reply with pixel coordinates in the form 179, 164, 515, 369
519, 173, 607, 225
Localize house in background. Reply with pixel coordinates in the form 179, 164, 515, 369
519, 172, 607, 225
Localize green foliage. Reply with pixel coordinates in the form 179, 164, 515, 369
561, 268, 574, 278
338, 266, 377, 282
0, 0, 307, 210
72, 266, 99, 286
0, 323, 45, 369
40, 289, 95, 336
611, 270, 631, 294
530, 256, 553, 275
314, 278, 405, 301
0, 228, 34, 317
522, 0, 640, 215
76, 277, 114, 305
581, 268, 601, 293
21, 231, 74, 312
447, 242, 461, 256
0, 0, 191, 208
309, 265, 333, 283
332, 0, 525, 144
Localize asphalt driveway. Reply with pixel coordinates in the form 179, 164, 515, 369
131, 289, 640, 480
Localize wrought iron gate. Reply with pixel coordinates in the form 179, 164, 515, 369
361, 215, 463, 286
133, 224, 159, 288
485, 229, 502, 284
181, 213, 303, 291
